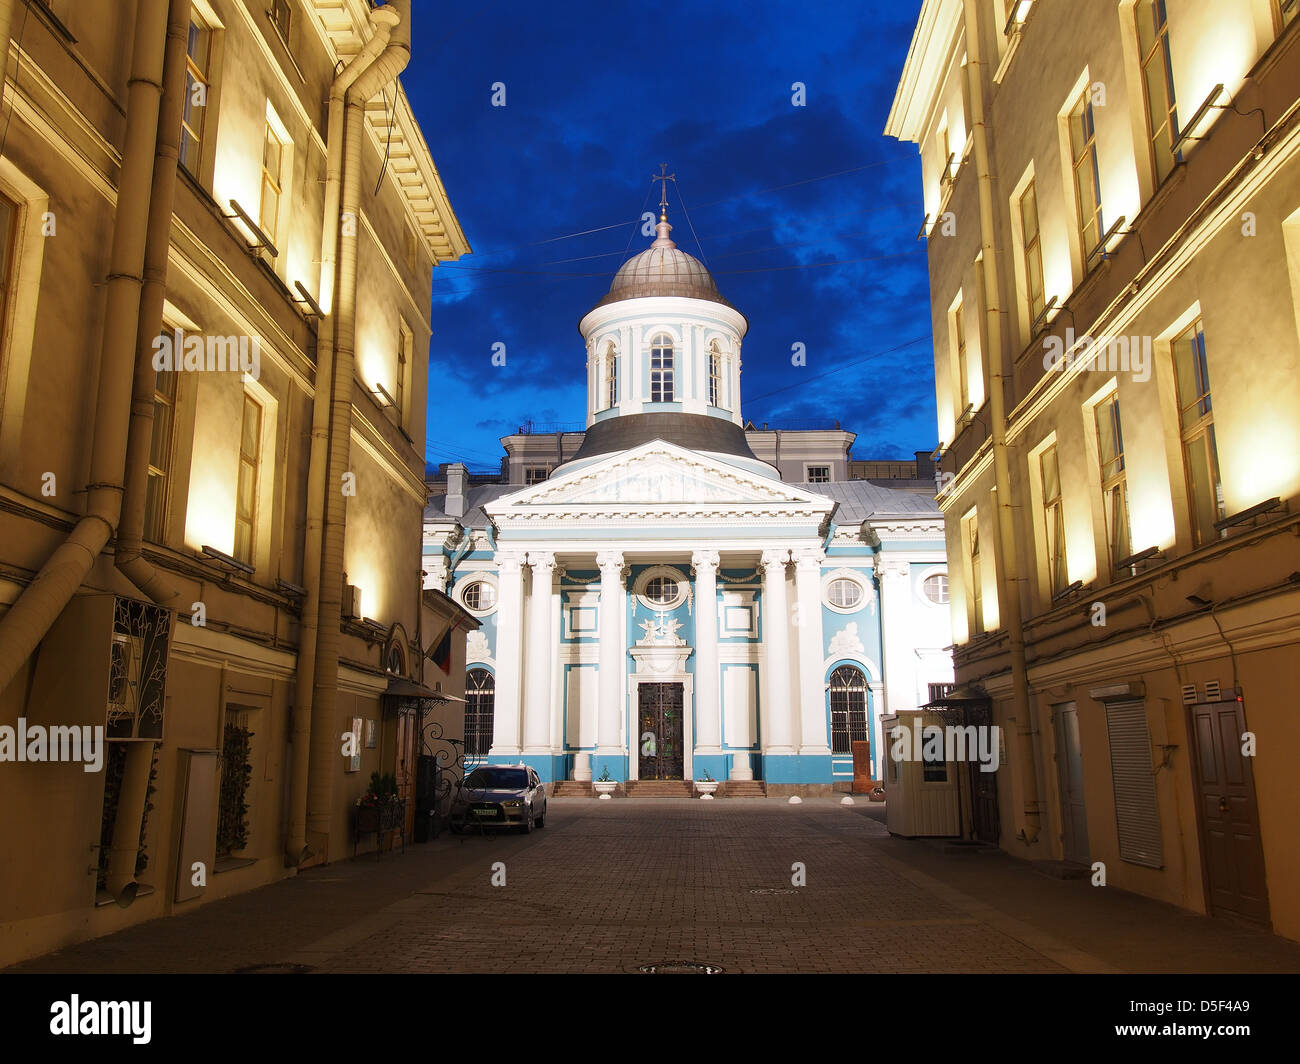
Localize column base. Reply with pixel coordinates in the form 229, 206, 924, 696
728, 750, 755, 781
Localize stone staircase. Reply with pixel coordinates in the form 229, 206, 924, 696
723, 781, 768, 798
548, 780, 593, 797
623, 780, 694, 798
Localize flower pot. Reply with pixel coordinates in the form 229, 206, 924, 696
593, 780, 617, 800
694, 779, 719, 799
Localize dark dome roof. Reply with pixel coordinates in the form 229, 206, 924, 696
592, 218, 735, 311
570, 412, 759, 463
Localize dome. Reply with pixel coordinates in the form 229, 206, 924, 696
593, 217, 736, 310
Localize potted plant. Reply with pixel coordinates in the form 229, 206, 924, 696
592, 766, 618, 799
356, 772, 405, 848
694, 769, 719, 799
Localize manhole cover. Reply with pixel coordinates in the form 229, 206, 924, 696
232, 962, 316, 974
749, 888, 800, 895
637, 961, 725, 974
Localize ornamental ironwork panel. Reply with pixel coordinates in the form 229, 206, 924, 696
829, 665, 868, 755
638, 682, 684, 780
107, 598, 172, 740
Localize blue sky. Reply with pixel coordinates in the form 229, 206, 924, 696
402, 0, 931, 473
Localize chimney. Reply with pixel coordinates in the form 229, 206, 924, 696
445, 462, 467, 518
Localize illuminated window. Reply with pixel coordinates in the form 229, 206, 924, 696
1040, 444, 1067, 594
259, 121, 285, 247
144, 352, 177, 542
1172, 319, 1224, 547
806, 465, 831, 484
1018, 180, 1046, 324
1068, 90, 1104, 262
180, 14, 212, 178
233, 394, 263, 566
649, 334, 674, 403
1094, 394, 1131, 571
604, 343, 618, 409
269, 0, 292, 43
1276, 0, 1298, 31
0, 194, 18, 356
952, 297, 969, 414
396, 320, 412, 426
966, 511, 983, 635
1137, 1, 1180, 185
708, 342, 722, 407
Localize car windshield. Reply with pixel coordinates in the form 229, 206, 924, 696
465, 768, 528, 790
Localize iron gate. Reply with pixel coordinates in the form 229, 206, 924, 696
637, 683, 684, 780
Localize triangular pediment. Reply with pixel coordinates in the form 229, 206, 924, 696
484, 440, 831, 513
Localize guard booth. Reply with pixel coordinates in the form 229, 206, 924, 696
881, 711, 961, 837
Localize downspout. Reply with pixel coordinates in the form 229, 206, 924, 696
962, 0, 1040, 844
102, 0, 192, 906
305, 0, 412, 851
285, 11, 397, 865
115, 0, 190, 604
0, 0, 171, 693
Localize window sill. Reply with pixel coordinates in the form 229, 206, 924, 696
95, 883, 155, 908
214, 856, 257, 875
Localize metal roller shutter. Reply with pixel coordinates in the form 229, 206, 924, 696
1104, 698, 1163, 868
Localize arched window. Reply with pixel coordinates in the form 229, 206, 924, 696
604, 342, 618, 409
708, 341, 723, 408
385, 641, 406, 676
650, 333, 674, 402
828, 665, 869, 755
465, 668, 495, 757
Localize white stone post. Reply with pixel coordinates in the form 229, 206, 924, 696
596, 551, 626, 764
522, 552, 555, 754
760, 549, 794, 755
691, 550, 721, 755
491, 551, 525, 756
794, 548, 831, 755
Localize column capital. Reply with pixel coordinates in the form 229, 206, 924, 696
596, 550, 625, 572
497, 550, 525, 574
526, 550, 556, 574
760, 548, 790, 572
793, 548, 824, 570
878, 557, 911, 581
690, 549, 720, 572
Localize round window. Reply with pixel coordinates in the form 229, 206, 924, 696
922, 573, 949, 604
462, 580, 497, 611
644, 576, 678, 605
827, 578, 863, 609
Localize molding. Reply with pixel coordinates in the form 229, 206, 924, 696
171, 623, 296, 680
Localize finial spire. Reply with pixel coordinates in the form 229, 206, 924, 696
651, 163, 676, 247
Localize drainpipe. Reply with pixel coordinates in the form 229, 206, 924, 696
115, 0, 190, 604
286, 6, 402, 864
962, 0, 1040, 844
0, 0, 171, 694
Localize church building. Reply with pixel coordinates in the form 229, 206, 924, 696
423, 205, 951, 793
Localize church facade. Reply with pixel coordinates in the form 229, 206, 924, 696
423, 211, 951, 792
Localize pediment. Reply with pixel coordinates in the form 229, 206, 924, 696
484, 441, 830, 513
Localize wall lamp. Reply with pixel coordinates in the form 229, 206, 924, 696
1003, 0, 1033, 37
225, 199, 280, 258
1086, 215, 1128, 267
1214, 496, 1283, 533
372, 382, 398, 408
1115, 545, 1163, 573
1171, 84, 1226, 155
1030, 295, 1059, 335
916, 214, 930, 241
201, 544, 255, 576
292, 281, 323, 318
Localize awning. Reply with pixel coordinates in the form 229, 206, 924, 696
385, 676, 460, 700
920, 683, 992, 710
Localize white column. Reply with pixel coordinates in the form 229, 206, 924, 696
877, 558, 915, 714
522, 551, 555, 753
794, 548, 830, 755
596, 551, 626, 761
760, 549, 794, 755
691, 550, 721, 754
491, 551, 525, 756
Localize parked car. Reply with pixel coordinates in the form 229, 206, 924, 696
450, 764, 547, 834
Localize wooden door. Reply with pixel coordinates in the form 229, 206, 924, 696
1190, 698, 1270, 924
395, 708, 416, 837
1053, 702, 1090, 865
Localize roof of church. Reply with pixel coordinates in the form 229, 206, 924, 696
424, 475, 939, 528
570, 413, 758, 463
591, 215, 736, 311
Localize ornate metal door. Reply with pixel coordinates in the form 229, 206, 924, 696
964, 703, 1000, 844
638, 683, 684, 780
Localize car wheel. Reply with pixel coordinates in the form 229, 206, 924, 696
522, 810, 534, 834
536, 804, 546, 828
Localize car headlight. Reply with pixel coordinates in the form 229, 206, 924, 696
503, 799, 523, 808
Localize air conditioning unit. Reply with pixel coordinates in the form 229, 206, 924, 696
1205, 679, 1222, 701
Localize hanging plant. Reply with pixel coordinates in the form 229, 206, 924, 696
216, 723, 254, 857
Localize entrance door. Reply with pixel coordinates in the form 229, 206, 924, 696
964, 703, 999, 844
638, 683, 684, 780
395, 708, 416, 838
1189, 698, 1270, 924
1053, 702, 1090, 865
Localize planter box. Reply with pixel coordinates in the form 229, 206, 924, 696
694, 780, 719, 799
592, 780, 618, 799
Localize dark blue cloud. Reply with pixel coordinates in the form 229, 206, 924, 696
404, 0, 930, 471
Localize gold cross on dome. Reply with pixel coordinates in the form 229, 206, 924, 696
651, 163, 676, 221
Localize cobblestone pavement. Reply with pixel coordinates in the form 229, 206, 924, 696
9, 799, 1300, 974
